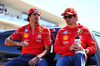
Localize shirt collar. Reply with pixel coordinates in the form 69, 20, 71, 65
27, 23, 31, 29
27, 22, 41, 29
64, 23, 83, 29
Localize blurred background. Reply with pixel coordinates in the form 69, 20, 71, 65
0, 0, 100, 32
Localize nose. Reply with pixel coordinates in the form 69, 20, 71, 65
36, 14, 40, 18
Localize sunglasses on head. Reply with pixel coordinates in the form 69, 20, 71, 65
33, 13, 40, 16
63, 14, 76, 19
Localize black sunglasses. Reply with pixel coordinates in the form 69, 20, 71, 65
63, 14, 76, 19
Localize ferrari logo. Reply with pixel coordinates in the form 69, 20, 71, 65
39, 28, 43, 32
79, 30, 83, 33
66, 8, 69, 11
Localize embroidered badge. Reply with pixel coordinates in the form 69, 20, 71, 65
66, 8, 69, 11
63, 35, 68, 40
64, 31, 68, 34
25, 29, 28, 32
24, 33, 29, 38
38, 35, 41, 37
63, 41, 69, 45
79, 29, 83, 33
39, 28, 43, 32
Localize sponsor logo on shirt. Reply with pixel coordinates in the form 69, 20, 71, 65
36, 40, 41, 42
79, 35, 82, 39
36, 35, 42, 42
63, 35, 68, 40
24, 39, 29, 42
38, 34, 41, 37
63, 41, 69, 45
39, 28, 43, 32
25, 29, 28, 32
79, 29, 83, 33
64, 30, 68, 34
24, 33, 29, 38
36, 34, 42, 39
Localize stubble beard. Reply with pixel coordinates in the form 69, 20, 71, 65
66, 20, 72, 25
34, 18, 39, 23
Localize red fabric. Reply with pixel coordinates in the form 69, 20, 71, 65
11, 23, 51, 55
61, 8, 77, 16
51, 33, 55, 41
28, 8, 41, 15
61, 8, 78, 19
54, 23, 97, 57
27, 8, 41, 21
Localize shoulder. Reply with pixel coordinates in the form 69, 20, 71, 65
78, 23, 90, 32
58, 27, 66, 32
39, 25, 50, 32
80, 26, 91, 34
81, 26, 90, 31
17, 24, 28, 31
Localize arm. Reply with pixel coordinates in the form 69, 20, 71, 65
74, 29, 97, 55
54, 30, 69, 54
5, 35, 18, 46
38, 45, 51, 58
39, 28, 51, 57
5, 35, 28, 48
85, 30, 97, 55
28, 28, 51, 66
5, 28, 28, 48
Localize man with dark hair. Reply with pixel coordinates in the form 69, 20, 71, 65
4, 8, 51, 66
54, 8, 97, 66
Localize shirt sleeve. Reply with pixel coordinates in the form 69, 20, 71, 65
11, 27, 22, 40
54, 30, 70, 54
85, 29, 97, 55
43, 28, 51, 46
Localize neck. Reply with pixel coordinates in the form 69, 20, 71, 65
30, 22, 39, 29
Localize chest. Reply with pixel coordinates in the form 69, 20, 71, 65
21, 29, 44, 42
60, 29, 86, 45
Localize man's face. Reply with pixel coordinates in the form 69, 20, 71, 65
29, 11, 41, 23
63, 14, 76, 25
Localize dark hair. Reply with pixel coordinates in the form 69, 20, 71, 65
27, 12, 33, 22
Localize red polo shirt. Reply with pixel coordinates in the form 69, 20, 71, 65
11, 23, 51, 55
54, 23, 97, 57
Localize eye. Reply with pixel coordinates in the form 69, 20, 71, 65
33, 13, 37, 16
38, 14, 40, 16
33, 13, 40, 16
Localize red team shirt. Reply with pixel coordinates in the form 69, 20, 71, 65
11, 23, 51, 55
54, 23, 97, 57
